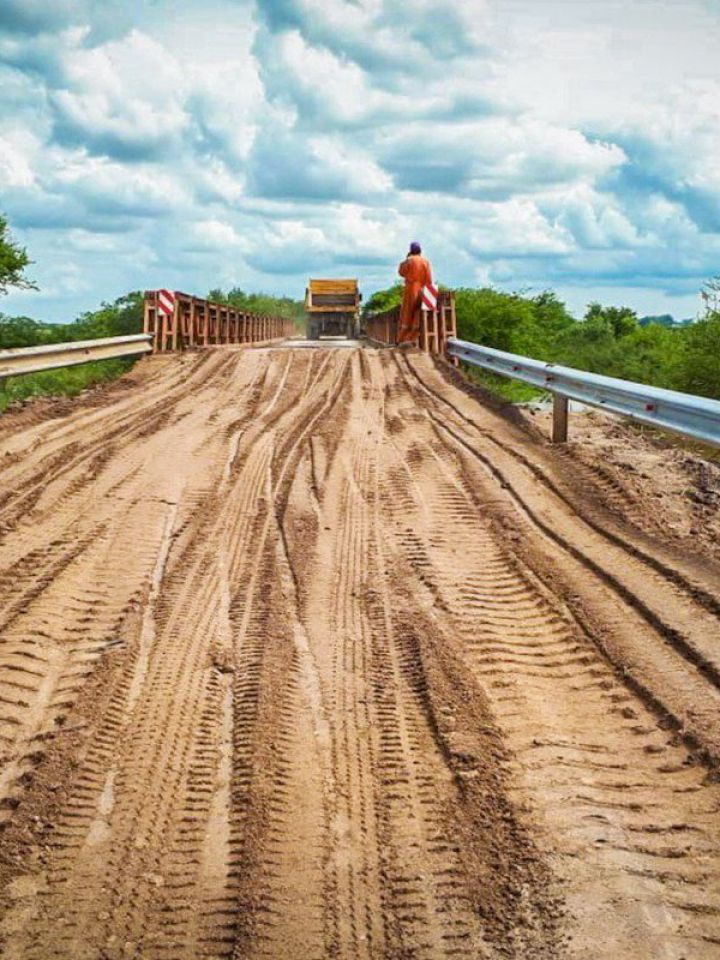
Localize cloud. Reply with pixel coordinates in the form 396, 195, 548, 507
255, 0, 490, 75
467, 199, 573, 258
379, 117, 625, 198
186, 218, 244, 250
49, 30, 189, 160
0, 0, 718, 325
246, 123, 391, 201
0, 0, 87, 35
604, 79, 720, 233
0, 131, 37, 187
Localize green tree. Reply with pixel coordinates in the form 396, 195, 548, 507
208, 286, 306, 326
0, 214, 36, 295
362, 283, 403, 317
583, 302, 639, 338
66, 291, 144, 339
678, 309, 720, 399
701, 276, 720, 314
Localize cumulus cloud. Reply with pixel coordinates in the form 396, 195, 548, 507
0, 0, 87, 36
256, 0, 491, 74
246, 122, 391, 202
380, 118, 625, 198
467, 199, 573, 259
0, 0, 718, 322
49, 30, 188, 159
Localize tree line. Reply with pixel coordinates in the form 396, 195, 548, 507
0, 215, 308, 409
1, 210, 718, 407
364, 282, 720, 401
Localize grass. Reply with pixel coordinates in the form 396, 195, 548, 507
462, 365, 546, 403
0, 358, 135, 413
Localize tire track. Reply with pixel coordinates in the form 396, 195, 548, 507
0, 345, 718, 960
395, 353, 720, 760
379, 352, 720, 958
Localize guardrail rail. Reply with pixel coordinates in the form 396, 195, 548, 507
447, 338, 720, 447
0, 334, 153, 381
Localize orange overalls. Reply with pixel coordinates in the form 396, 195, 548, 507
397, 254, 432, 344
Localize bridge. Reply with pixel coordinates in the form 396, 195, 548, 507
0, 290, 719, 959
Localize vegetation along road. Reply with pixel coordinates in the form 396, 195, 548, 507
0, 344, 719, 959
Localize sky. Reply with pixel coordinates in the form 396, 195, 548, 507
0, 0, 719, 323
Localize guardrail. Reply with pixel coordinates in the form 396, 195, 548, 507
144, 291, 295, 352
363, 291, 457, 355
0, 335, 153, 381
447, 338, 720, 447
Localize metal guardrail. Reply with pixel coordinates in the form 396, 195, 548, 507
447, 338, 720, 447
0, 334, 153, 380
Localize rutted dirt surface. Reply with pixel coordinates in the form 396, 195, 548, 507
519, 404, 720, 563
0, 345, 718, 960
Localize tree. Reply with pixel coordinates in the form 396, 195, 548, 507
678, 313, 720, 399
68, 292, 145, 339
362, 283, 404, 317
0, 214, 36, 295
584, 302, 639, 338
701, 276, 720, 314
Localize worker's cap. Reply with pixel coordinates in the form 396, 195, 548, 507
409, 241, 422, 254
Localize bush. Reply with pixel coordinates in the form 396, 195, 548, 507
679, 311, 720, 399
0, 292, 145, 413
209, 287, 306, 328
0, 359, 132, 413
365, 281, 720, 402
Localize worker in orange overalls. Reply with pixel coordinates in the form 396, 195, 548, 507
397, 241, 432, 346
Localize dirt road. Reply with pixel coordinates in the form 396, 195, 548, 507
0, 345, 719, 960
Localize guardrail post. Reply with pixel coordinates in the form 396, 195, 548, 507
551, 394, 569, 443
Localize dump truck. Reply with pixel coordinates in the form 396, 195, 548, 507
305, 279, 361, 339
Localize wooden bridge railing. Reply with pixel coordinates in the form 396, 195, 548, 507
362, 291, 457, 356
143, 291, 296, 353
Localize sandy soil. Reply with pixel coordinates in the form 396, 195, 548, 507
0, 345, 718, 960
520, 403, 720, 563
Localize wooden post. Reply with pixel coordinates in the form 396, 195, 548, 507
552, 394, 569, 443
190, 299, 197, 347
160, 301, 168, 353
143, 293, 156, 353
428, 307, 438, 354
170, 300, 178, 352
